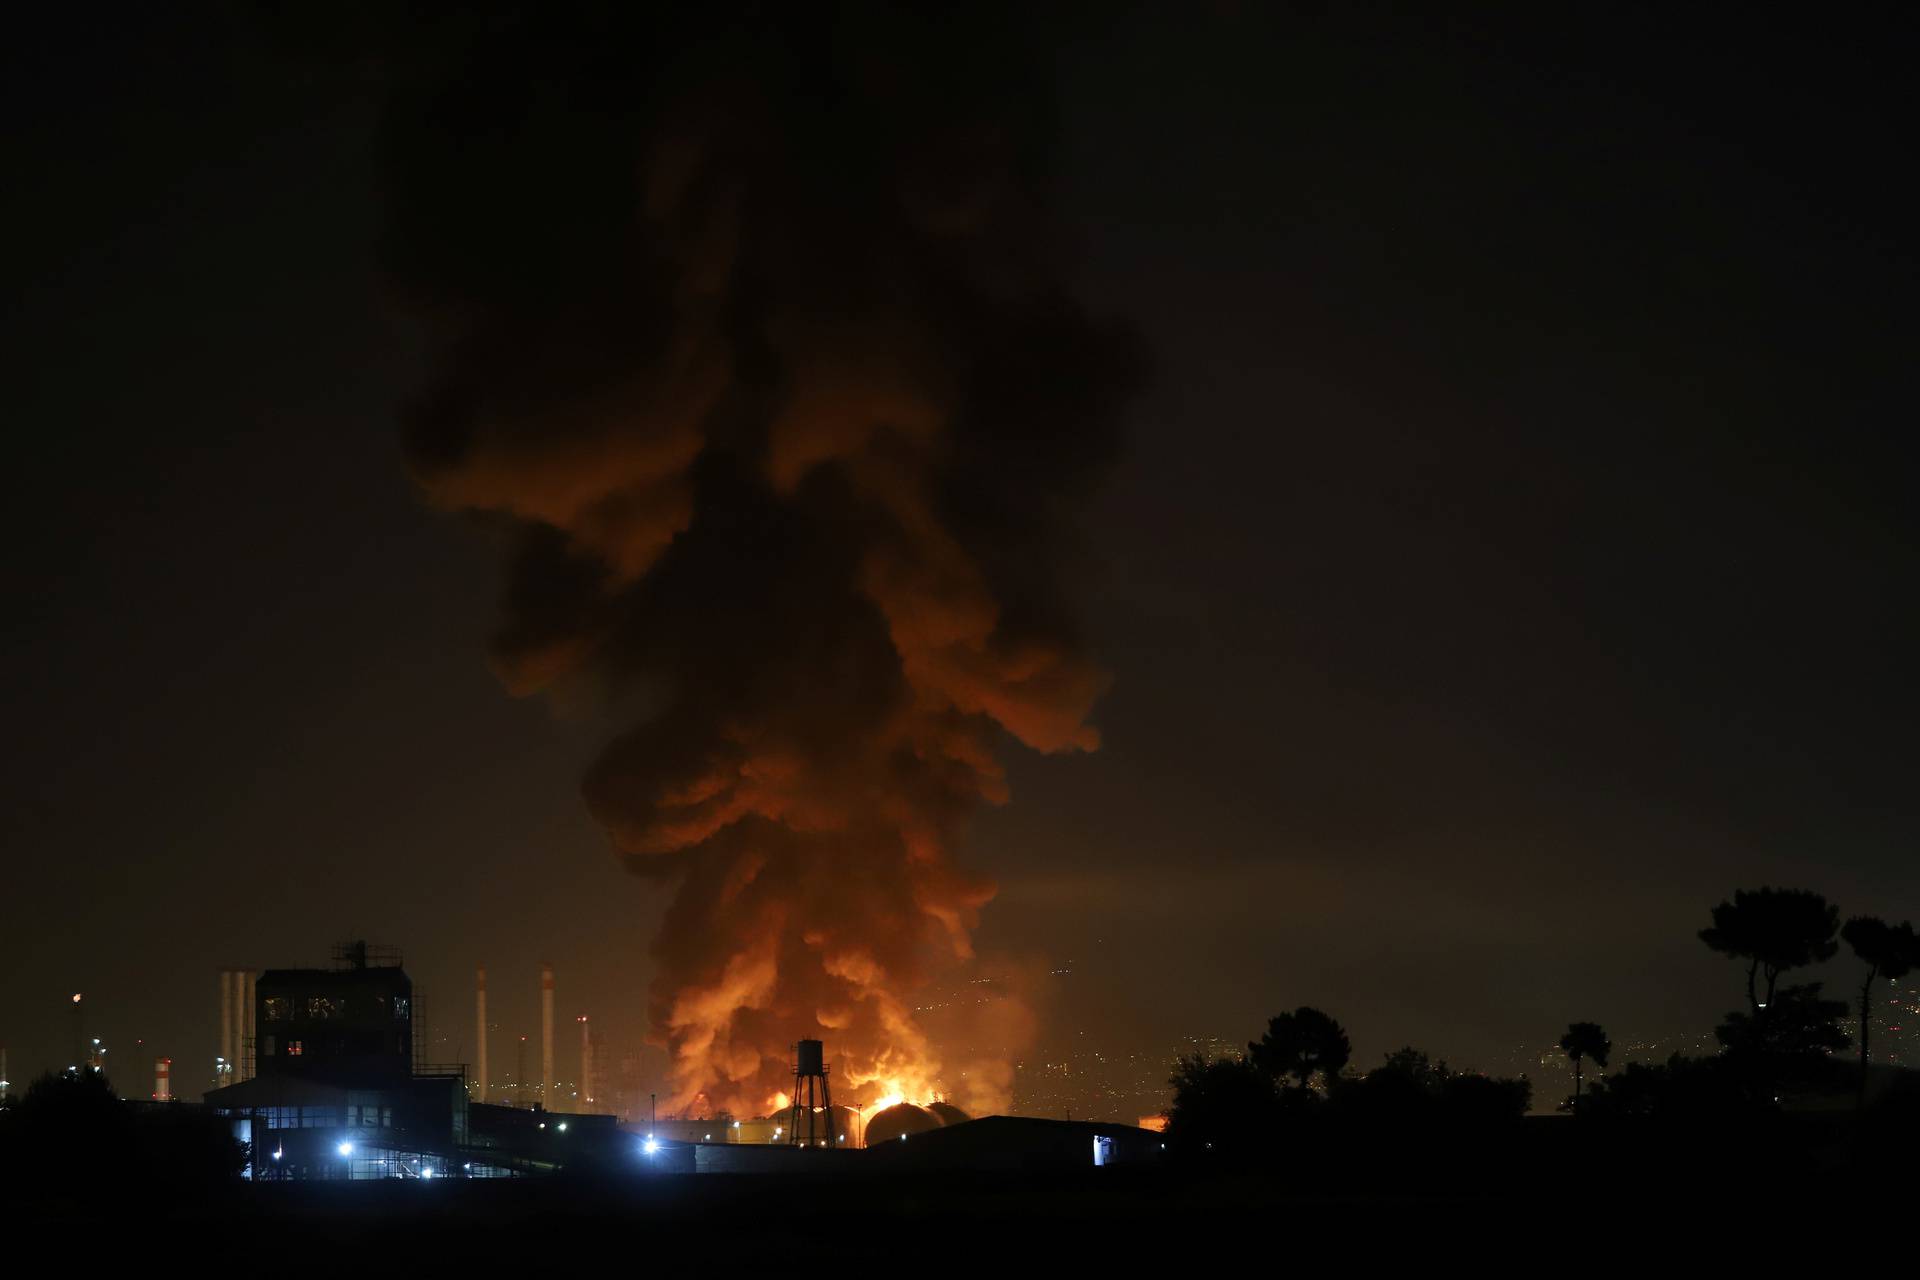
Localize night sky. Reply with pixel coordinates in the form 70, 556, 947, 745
4, 5, 1915, 1099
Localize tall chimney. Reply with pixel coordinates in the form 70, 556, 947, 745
540, 963, 555, 1112
1, 1045, 9, 1100
154, 1057, 172, 1102
578, 1015, 593, 1110
475, 966, 489, 1105
218, 971, 234, 1085
241, 970, 257, 1081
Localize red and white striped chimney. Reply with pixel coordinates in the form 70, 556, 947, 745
154, 1057, 172, 1102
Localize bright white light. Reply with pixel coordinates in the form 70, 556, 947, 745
643, 1139, 660, 1155
337, 1142, 354, 1157
271, 1149, 283, 1160
557, 1122, 567, 1132
421, 1168, 434, 1180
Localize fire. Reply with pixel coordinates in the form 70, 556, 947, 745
389, 11, 1134, 1136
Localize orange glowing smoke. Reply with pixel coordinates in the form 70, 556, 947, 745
391, 10, 1139, 1122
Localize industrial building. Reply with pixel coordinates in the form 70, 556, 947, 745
203, 942, 477, 1179
199, 952, 1158, 1180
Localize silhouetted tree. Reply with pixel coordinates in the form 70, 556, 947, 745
1558, 1021, 1611, 1114
1248, 1006, 1352, 1090
1439, 1072, 1531, 1122
1840, 916, 1919, 1107
1700, 886, 1839, 1011
1581, 1053, 1772, 1120
1715, 982, 1849, 1099
0, 1069, 243, 1195
1165, 1052, 1278, 1158
1331, 1047, 1528, 1125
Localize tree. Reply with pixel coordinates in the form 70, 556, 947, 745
1331, 1047, 1528, 1124
1840, 916, 1920, 1107
1558, 1021, 1611, 1114
1715, 982, 1849, 1098
1580, 1053, 1771, 1120
1248, 1007, 1352, 1090
1164, 1052, 1278, 1159
1700, 886, 1840, 1010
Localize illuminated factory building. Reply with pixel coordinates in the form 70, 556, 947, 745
202, 943, 522, 1179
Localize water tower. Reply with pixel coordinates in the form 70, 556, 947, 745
786, 1040, 834, 1147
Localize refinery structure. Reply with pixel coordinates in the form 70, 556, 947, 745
14, 940, 1162, 1181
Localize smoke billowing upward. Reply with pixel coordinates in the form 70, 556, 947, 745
382, 4, 1140, 1115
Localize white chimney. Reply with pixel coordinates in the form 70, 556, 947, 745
218, 971, 234, 1085
475, 966, 489, 1105
578, 1015, 593, 1110
540, 963, 555, 1111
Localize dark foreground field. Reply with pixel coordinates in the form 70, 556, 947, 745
13, 1115, 1906, 1264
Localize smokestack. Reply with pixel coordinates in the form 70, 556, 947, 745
475, 966, 488, 1105
217, 972, 233, 1085
154, 1057, 172, 1102
540, 963, 554, 1112
578, 1015, 593, 1110
241, 970, 256, 1082
2, 1046, 9, 1100
517, 1035, 528, 1109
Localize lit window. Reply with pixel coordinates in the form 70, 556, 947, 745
263, 998, 291, 1023
287, 1041, 304, 1057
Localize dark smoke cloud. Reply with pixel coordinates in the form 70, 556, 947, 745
380, 2, 1141, 1112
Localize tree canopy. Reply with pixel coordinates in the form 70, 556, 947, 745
1248, 1006, 1352, 1089
1700, 886, 1839, 1009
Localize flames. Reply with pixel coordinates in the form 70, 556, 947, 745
386, 9, 1138, 1126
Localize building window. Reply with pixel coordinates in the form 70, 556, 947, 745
308, 996, 343, 1020
263, 1036, 276, 1056
287, 1040, 304, 1057
263, 997, 290, 1023
392, 997, 410, 1021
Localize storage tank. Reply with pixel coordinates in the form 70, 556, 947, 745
864, 1102, 941, 1145
928, 1101, 971, 1127
795, 1039, 825, 1076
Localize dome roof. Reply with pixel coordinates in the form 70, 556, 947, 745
927, 1102, 971, 1127
864, 1102, 941, 1145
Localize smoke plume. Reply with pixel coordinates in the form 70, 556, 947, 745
382, 4, 1139, 1114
